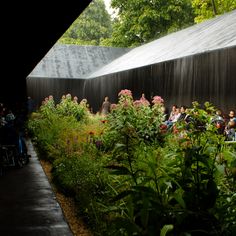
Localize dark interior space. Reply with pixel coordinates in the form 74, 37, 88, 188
0, 1, 91, 108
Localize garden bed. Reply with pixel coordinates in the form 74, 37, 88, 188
40, 159, 92, 236
28, 92, 236, 235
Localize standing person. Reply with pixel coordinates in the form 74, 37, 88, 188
140, 93, 150, 106
101, 96, 111, 115
27, 96, 36, 115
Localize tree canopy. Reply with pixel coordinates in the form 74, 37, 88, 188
104, 0, 195, 47
58, 0, 112, 45
58, 0, 236, 47
192, 0, 236, 23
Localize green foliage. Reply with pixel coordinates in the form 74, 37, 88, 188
58, 0, 236, 48
108, 0, 195, 47
101, 99, 236, 235
192, 0, 236, 23
160, 225, 174, 236
102, 90, 166, 151
27, 94, 90, 161
55, 94, 89, 121
52, 153, 110, 233
58, 0, 112, 46
28, 91, 236, 235
28, 111, 79, 161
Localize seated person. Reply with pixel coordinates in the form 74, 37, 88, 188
211, 109, 225, 135
178, 106, 187, 121
0, 109, 29, 158
228, 110, 236, 123
225, 120, 236, 141
165, 107, 181, 129
168, 104, 177, 121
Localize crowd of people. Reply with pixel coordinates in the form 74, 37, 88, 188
1, 95, 235, 149
0, 101, 30, 166
163, 104, 236, 141
99, 94, 236, 142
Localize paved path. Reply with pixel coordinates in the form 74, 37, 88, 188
0, 139, 73, 236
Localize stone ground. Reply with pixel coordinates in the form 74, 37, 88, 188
40, 159, 92, 236
0, 139, 92, 236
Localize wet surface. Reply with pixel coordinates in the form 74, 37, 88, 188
0, 139, 73, 236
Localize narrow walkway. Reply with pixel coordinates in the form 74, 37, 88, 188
0, 139, 73, 236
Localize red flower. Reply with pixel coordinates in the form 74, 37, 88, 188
160, 124, 167, 130
89, 131, 94, 135
160, 124, 167, 134
173, 125, 179, 134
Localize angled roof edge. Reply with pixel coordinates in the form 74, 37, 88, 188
28, 44, 131, 79
88, 10, 236, 79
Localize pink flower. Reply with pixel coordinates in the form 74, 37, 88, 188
133, 100, 142, 107
123, 100, 129, 107
110, 103, 117, 110
140, 98, 150, 106
118, 89, 132, 97
152, 96, 164, 104
66, 93, 72, 99
73, 96, 78, 103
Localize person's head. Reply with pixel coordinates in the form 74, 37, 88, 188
171, 105, 177, 112
105, 96, 109, 101
175, 108, 180, 114
180, 105, 186, 113
229, 110, 235, 118
5, 110, 15, 122
73, 96, 78, 104
80, 98, 87, 104
216, 109, 222, 116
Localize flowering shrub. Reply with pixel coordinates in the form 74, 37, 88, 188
56, 94, 89, 121
28, 91, 236, 236
39, 95, 56, 118
101, 94, 236, 235
118, 89, 132, 97
103, 90, 166, 149
152, 95, 164, 104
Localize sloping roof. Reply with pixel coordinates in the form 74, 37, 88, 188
28, 44, 130, 79
89, 10, 236, 78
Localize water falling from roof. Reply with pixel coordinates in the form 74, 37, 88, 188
88, 10, 236, 78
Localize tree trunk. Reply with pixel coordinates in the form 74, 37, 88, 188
211, 0, 217, 15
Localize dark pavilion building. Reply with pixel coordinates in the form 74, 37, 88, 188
27, 10, 236, 113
